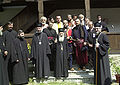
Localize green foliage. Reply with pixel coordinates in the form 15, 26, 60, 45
27, 43, 31, 54
108, 48, 111, 54
28, 81, 93, 85
110, 57, 120, 74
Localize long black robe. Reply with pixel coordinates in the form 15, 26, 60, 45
87, 29, 96, 68
3, 29, 18, 82
0, 36, 9, 85
55, 37, 69, 78
13, 37, 29, 84
94, 32, 111, 85
43, 28, 57, 71
31, 32, 51, 78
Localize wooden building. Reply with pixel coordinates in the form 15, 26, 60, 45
0, 0, 120, 53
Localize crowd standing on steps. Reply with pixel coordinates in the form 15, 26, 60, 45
0, 14, 111, 85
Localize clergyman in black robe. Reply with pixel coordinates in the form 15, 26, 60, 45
55, 28, 69, 78
43, 22, 57, 71
0, 24, 9, 85
12, 30, 30, 85
3, 22, 18, 82
94, 23, 111, 85
87, 21, 96, 69
31, 23, 51, 79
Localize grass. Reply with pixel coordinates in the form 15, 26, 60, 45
28, 82, 93, 85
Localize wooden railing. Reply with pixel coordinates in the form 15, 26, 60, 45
107, 33, 120, 54
24, 32, 120, 54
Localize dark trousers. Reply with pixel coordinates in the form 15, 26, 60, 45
68, 43, 73, 68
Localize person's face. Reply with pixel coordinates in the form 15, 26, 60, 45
68, 15, 72, 20
75, 19, 80, 25
0, 26, 3, 31
56, 16, 61, 23
97, 16, 102, 21
51, 18, 54, 23
73, 16, 77, 20
95, 27, 102, 33
41, 19, 46, 24
63, 21, 68, 27
88, 23, 93, 29
79, 15, 84, 21
36, 27, 42, 32
59, 32, 64, 37
85, 18, 90, 24
19, 32, 24, 37
49, 22, 53, 28
8, 23, 13, 29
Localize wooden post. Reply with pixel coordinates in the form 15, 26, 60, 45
85, 0, 90, 18
38, 0, 44, 23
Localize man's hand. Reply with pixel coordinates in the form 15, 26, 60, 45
16, 60, 19, 62
84, 42, 87, 45
28, 58, 30, 61
4, 51, 8, 56
88, 44, 93, 47
73, 43, 77, 47
96, 43, 100, 48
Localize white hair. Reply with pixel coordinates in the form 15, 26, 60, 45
79, 14, 84, 19
40, 16, 47, 22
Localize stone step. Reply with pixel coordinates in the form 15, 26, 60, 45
33, 75, 94, 84
32, 69, 94, 83
50, 69, 94, 76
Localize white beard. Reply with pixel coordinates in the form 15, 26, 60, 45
0, 30, 3, 36
59, 35, 64, 42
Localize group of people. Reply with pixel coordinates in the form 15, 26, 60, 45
0, 14, 111, 85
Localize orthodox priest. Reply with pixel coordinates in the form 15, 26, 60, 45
94, 23, 111, 85
31, 23, 51, 79
72, 19, 88, 70
43, 22, 57, 71
3, 22, 18, 82
87, 21, 96, 69
0, 24, 9, 85
12, 30, 30, 85
55, 28, 69, 78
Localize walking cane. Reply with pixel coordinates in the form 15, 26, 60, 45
95, 39, 98, 85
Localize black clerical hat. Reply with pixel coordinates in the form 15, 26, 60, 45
36, 23, 42, 27
18, 30, 24, 34
58, 28, 64, 32
94, 23, 102, 27
0, 23, 2, 26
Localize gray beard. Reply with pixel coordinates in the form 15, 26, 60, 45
59, 35, 64, 42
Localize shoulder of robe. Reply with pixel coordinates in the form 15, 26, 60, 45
43, 28, 47, 31
12, 30, 17, 33
3, 30, 8, 34
101, 32, 107, 36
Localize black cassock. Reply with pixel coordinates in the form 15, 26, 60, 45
87, 30, 96, 68
94, 33, 111, 85
13, 37, 29, 84
0, 36, 9, 85
31, 32, 51, 78
3, 29, 18, 82
43, 28, 57, 71
55, 37, 69, 78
